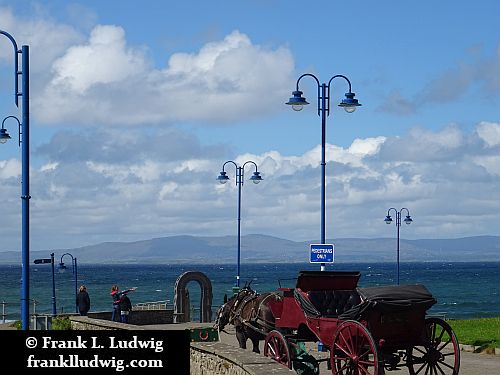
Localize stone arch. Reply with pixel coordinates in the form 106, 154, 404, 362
173, 271, 213, 323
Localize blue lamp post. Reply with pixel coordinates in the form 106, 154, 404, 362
58, 253, 78, 314
286, 74, 361, 271
384, 208, 413, 285
0, 30, 30, 330
34, 253, 56, 316
217, 160, 263, 288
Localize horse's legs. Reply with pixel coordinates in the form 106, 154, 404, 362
250, 336, 260, 354
235, 327, 247, 349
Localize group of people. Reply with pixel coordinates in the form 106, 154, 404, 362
75, 284, 136, 323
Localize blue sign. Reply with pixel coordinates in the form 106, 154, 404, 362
310, 244, 334, 263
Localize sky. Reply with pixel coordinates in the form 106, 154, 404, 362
0, 0, 499, 252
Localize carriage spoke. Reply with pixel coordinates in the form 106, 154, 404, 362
359, 348, 371, 359
437, 338, 452, 352
340, 329, 355, 354
414, 362, 427, 374
358, 364, 373, 375
414, 346, 427, 355
437, 360, 456, 371
334, 342, 353, 357
434, 362, 446, 375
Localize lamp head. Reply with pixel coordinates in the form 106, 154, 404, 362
249, 171, 263, 184
338, 92, 361, 113
58, 262, 67, 273
286, 90, 309, 111
384, 215, 393, 224
217, 171, 230, 184
0, 128, 11, 144
404, 215, 413, 225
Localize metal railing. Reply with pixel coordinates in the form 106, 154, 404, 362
1, 299, 39, 324
133, 300, 171, 311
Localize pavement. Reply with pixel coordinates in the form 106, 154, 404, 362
219, 327, 500, 375
2, 321, 498, 374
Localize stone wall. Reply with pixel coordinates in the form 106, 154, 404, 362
191, 342, 294, 375
86, 309, 173, 325
69, 317, 294, 375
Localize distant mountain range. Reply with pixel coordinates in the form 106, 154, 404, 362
0, 234, 499, 264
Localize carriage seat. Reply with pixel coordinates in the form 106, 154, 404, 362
307, 290, 361, 317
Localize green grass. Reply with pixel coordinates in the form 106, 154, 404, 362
448, 317, 500, 350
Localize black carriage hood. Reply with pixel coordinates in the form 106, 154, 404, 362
357, 284, 437, 310
338, 284, 437, 319
357, 284, 436, 305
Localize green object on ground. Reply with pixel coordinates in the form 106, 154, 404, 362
292, 341, 319, 375
189, 326, 219, 342
448, 317, 500, 349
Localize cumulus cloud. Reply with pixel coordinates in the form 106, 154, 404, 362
35, 27, 294, 125
2, 122, 500, 250
0, 6, 84, 75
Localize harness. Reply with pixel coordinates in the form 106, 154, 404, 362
231, 291, 281, 333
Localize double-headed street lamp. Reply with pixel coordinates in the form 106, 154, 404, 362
34, 253, 56, 316
217, 160, 263, 289
58, 253, 78, 314
384, 208, 413, 285
0, 30, 30, 330
286, 74, 361, 270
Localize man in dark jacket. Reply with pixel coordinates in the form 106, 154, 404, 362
119, 294, 132, 323
76, 285, 91, 316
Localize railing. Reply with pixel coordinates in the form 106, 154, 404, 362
1, 299, 39, 323
133, 300, 171, 311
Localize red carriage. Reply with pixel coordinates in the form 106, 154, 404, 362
264, 270, 460, 375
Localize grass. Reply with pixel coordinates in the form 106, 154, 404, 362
448, 317, 500, 350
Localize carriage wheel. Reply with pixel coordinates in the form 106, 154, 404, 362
330, 320, 379, 375
264, 330, 292, 369
407, 317, 460, 375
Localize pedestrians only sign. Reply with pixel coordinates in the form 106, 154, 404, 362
310, 244, 334, 263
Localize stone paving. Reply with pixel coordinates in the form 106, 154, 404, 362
219, 327, 500, 375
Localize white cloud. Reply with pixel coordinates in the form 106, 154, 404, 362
51, 25, 148, 93
35, 28, 294, 125
2, 122, 499, 251
476, 121, 500, 147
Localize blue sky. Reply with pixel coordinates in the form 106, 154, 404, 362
0, 1, 499, 254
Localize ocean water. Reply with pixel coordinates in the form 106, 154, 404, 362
0, 262, 498, 321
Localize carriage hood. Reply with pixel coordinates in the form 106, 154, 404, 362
340, 284, 437, 318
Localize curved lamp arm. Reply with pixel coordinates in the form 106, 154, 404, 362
328, 74, 353, 93
1, 116, 21, 146
59, 253, 76, 273
0, 30, 20, 107
221, 160, 238, 173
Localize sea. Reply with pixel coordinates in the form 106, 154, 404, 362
0, 262, 499, 322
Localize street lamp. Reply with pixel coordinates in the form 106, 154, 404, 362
0, 30, 30, 330
384, 208, 413, 285
58, 253, 78, 314
217, 160, 263, 289
34, 253, 56, 316
286, 73, 361, 270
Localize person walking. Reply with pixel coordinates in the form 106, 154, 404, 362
76, 285, 91, 316
110, 285, 136, 322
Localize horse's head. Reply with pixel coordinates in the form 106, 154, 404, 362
214, 286, 257, 330
214, 300, 231, 330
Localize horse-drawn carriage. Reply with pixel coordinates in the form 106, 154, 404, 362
217, 271, 460, 375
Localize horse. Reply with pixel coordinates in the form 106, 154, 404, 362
215, 284, 282, 354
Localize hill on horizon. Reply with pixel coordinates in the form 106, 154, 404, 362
0, 234, 499, 264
